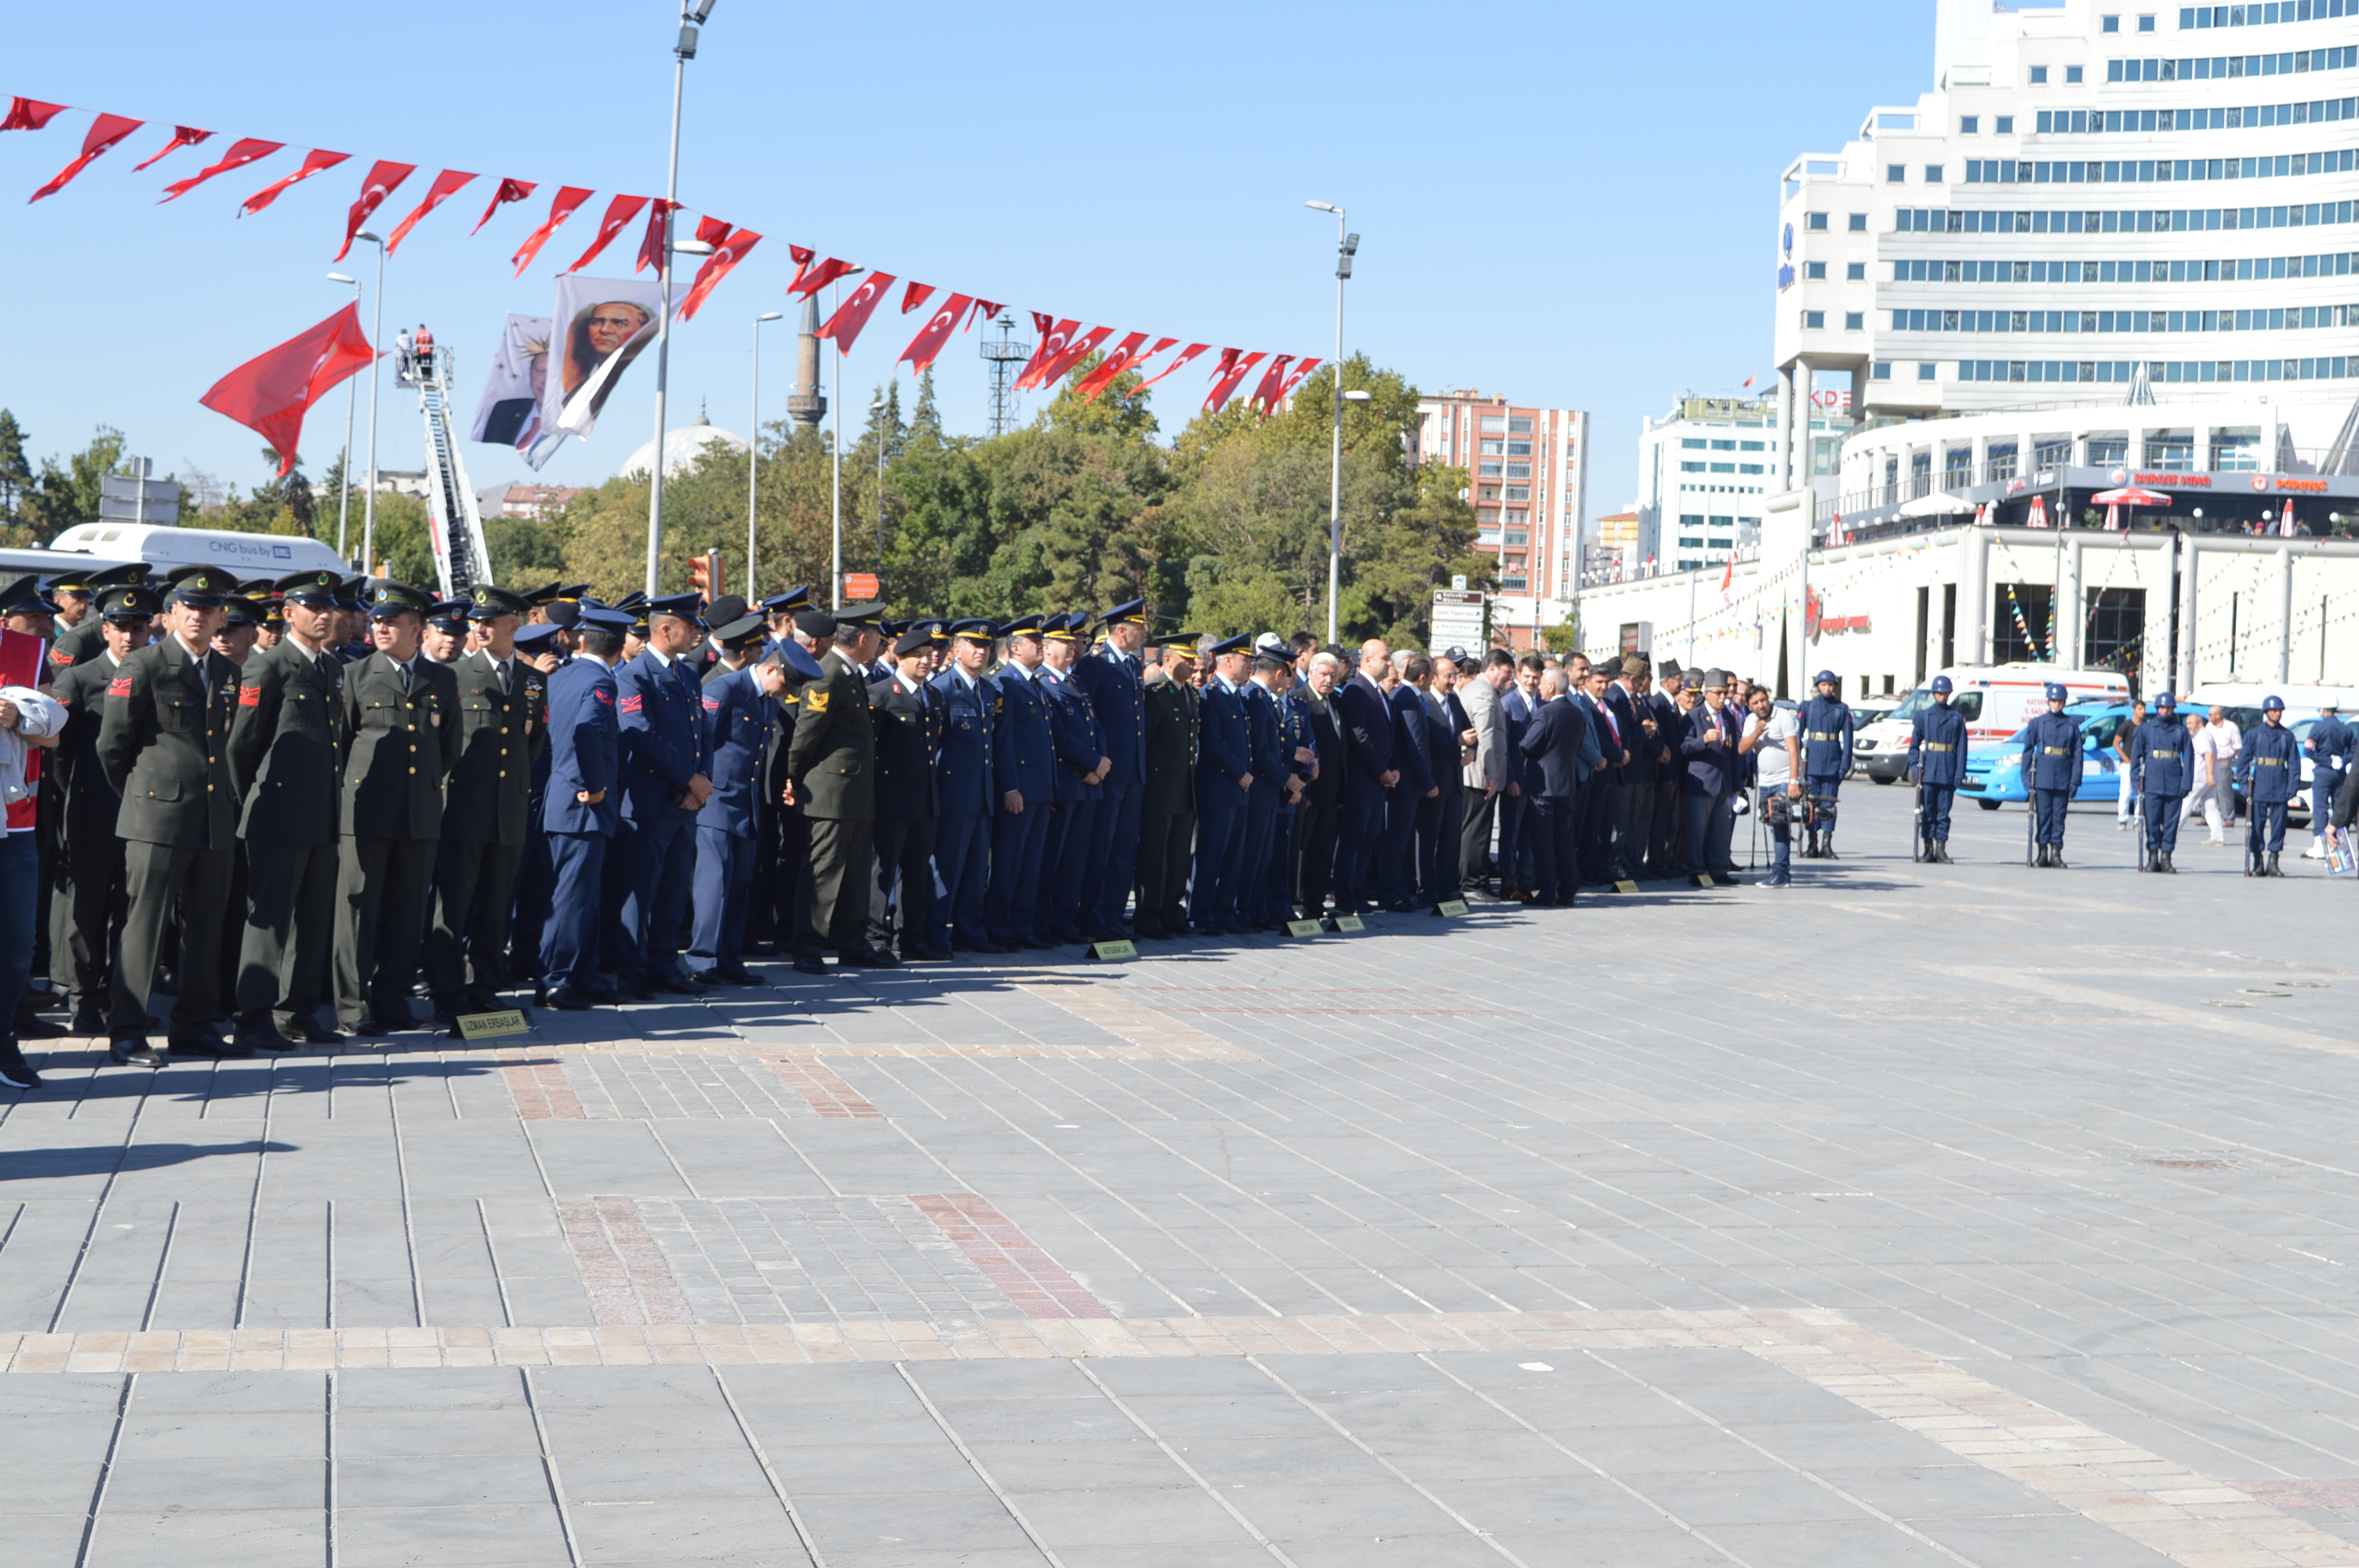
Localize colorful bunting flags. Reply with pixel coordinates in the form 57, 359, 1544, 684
566, 194, 648, 273
238, 147, 347, 216
158, 136, 282, 202
333, 158, 414, 260
384, 169, 477, 252
511, 186, 591, 274
816, 271, 896, 354
898, 292, 973, 374
28, 112, 143, 201
471, 176, 536, 235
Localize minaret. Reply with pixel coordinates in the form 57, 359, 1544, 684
786, 292, 827, 430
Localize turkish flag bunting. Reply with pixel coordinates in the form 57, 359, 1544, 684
1720, 555, 1734, 593
565, 194, 648, 272
384, 169, 477, 252
1072, 332, 1154, 402
158, 136, 283, 202
333, 158, 414, 260
1016, 316, 1078, 391
970, 299, 1002, 328
1247, 355, 1295, 416
1034, 325, 1114, 392
2, 97, 67, 132
1203, 350, 1264, 415
676, 227, 761, 322
471, 176, 536, 235
238, 147, 347, 216
1126, 341, 1209, 397
29, 112, 144, 201
634, 198, 681, 274
787, 256, 856, 299
198, 302, 377, 476
786, 244, 816, 289
897, 292, 972, 374
1267, 355, 1321, 414
512, 186, 591, 274
693, 215, 732, 248
816, 272, 896, 353
899, 281, 934, 314
132, 125, 211, 171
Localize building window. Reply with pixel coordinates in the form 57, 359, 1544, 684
1479, 439, 1503, 455
1925, 165, 1944, 183
1917, 362, 1936, 380
1873, 361, 1894, 379
1996, 115, 2014, 132
1848, 212, 1868, 232
2030, 65, 2049, 83
1888, 163, 1906, 183
1803, 310, 1825, 328
1845, 312, 1866, 330
1479, 415, 1505, 431
2137, 13, 2154, 30
1680, 438, 1707, 449
1507, 416, 1533, 434
1506, 441, 1532, 456
1806, 212, 1828, 230
2102, 13, 2120, 30
1478, 463, 1503, 477
1846, 262, 1866, 281
1805, 261, 1826, 280
2065, 64, 2084, 82
1503, 486, 1529, 501
1961, 115, 1980, 133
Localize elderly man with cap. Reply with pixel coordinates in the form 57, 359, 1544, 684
1188, 634, 1256, 933
2303, 699, 2352, 861
2019, 681, 2080, 869
865, 625, 947, 961
930, 618, 1001, 952
221, 569, 351, 1048
2238, 695, 2302, 877
983, 614, 1057, 950
1797, 670, 1855, 859
787, 602, 892, 972
332, 581, 462, 1033
94, 565, 246, 1064
603, 590, 713, 996
1135, 631, 1201, 937
2130, 691, 2190, 873
1905, 674, 1968, 863
540, 603, 634, 1007
1073, 598, 1150, 938
1038, 613, 1112, 945
423, 585, 546, 1025
45, 583, 158, 1035
693, 618, 820, 982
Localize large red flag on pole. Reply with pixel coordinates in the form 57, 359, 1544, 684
131, 125, 211, 172
158, 136, 282, 202
29, 112, 144, 201
897, 292, 973, 374
384, 169, 477, 252
198, 303, 377, 476
511, 186, 591, 274
816, 272, 896, 353
333, 159, 415, 260
676, 227, 761, 321
239, 148, 348, 216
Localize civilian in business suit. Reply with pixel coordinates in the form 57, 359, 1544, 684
1292, 650, 1346, 919
1134, 634, 1199, 938
1497, 656, 1541, 900
1330, 641, 1398, 916
1378, 658, 1436, 911
1515, 668, 1590, 906
1677, 676, 1736, 879
1188, 636, 1256, 933
1455, 650, 1511, 894
1645, 662, 1686, 876
1612, 657, 1659, 880
1427, 658, 1475, 902
867, 628, 946, 960
1582, 657, 1634, 882
540, 606, 631, 1007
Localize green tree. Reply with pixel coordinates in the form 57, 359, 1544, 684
20, 425, 129, 540
906, 369, 943, 449
0, 410, 31, 528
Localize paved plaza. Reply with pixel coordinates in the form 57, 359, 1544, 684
4, 786, 2357, 1567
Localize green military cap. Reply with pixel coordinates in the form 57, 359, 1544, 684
275, 568, 343, 606
100, 583, 163, 620
836, 600, 889, 628
336, 574, 369, 609
221, 594, 265, 629
1154, 629, 1204, 650
164, 564, 239, 606
0, 575, 63, 616
69, 562, 153, 597
712, 612, 769, 648
469, 583, 530, 620
369, 580, 434, 619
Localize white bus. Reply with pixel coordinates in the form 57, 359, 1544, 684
46, 523, 347, 581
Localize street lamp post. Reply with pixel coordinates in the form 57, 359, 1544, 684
871, 392, 887, 575
1306, 201, 1358, 645
327, 270, 359, 558
645, 0, 719, 600
749, 309, 782, 592
354, 230, 385, 573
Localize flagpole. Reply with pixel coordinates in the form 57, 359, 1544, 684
644, 3, 696, 601
327, 269, 361, 557
750, 310, 780, 593
360, 230, 384, 574
831, 277, 843, 611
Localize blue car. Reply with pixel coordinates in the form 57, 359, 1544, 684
1960, 702, 2132, 809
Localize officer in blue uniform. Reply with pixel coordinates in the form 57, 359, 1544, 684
541, 604, 631, 1007
1037, 613, 1110, 945
985, 615, 1056, 949
2238, 695, 2302, 877
1190, 635, 1255, 934
1239, 648, 1289, 929
1256, 649, 1315, 924
2304, 699, 2351, 861
605, 592, 712, 996
690, 619, 822, 980
507, 621, 566, 998
2019, 682, 2081, 868
929, 619, 1000, 953
1074, 598, 1149, 938
1797, 670, 1854, 858
2129, 691, 2189, 873
1906, 673, 1968, 862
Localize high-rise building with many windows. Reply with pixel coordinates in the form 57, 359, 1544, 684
1773, 0, 2359, 495
1411, 392, 1590, 618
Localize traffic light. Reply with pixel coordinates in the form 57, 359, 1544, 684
688, 555, 711, 597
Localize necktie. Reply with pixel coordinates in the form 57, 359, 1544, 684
496, 658, 511, 695
398, 659, 411, 692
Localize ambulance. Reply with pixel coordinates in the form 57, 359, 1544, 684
1851, 663, 2134, 783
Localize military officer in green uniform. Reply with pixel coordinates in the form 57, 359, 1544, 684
1134, 631, 1202, 939
427, 584, 547, 1024
95, 564, 245, 1065
787, 604, 892, 972
225, 568, 351, 1049
46, 563, 148, 675
335, 581, 462, 1034
46, 583, 157, 1033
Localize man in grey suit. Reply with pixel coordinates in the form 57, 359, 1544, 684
1455, 649, 1511, 894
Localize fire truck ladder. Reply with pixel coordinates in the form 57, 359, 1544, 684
395, 342, 493, 600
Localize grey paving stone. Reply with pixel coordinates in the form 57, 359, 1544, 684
766, 1441, 989, 1497
333, 1408, 543, 1457
791, 1490, 1039, 1555
1623, 1468, 1879, 1528
561, 1496, 802, 1562
85, 1506, 329, 1567
1008, 1485, 1257, 1547
100, 1455, 327, 1513
335, 1450, 553, 1508
559, 1443, 779, 1502
333, 1504, 572, 1568
114, 1410, 325, 1461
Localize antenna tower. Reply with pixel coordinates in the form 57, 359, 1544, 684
980, 314, 1031, 437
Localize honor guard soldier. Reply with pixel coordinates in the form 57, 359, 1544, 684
47, 583, 157, 1034
1797, 670, 1854, 858
747, 585, 818, 952
2303, 699, 2351, 861
333, 581, 461, 1034
2238, 695, 2301, 876
1190, 635, 1256, 935
1073, 598, 1149, 938
1255, 647, 1315, 924
208, 590, 266, 1015
46, 563, 148, 674
987, 615, 1057, 950
421, 601, 468, 664
1134, 633, 1200, 938
2129, 691, 2189, 873
1906, 674, 1968, 862
333, 578, 373, 661
929, 619, 1001, 953
425, 585, 545, 1024
224, 570, 351, 1049
607, 592, 712, 996
787, 604, 892, 972
689, 618, 812, 982
541, 604, 632, 1007
1239, 647, 1290, 928
1037, 613, 1111, 945
96, 564, 245, 1065
254, 595, 285, 652
2019, 682, 2081, 868
506, 622, 569, 999
867, 626, 946, 960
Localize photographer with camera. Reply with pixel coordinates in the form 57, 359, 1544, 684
1739, 684, 1801, 888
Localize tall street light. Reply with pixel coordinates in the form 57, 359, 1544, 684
644, 0, 719, 600
353, 230, 385, 575
327, 270, 359, 558
871, 392, 887, 575
1306, 201, 1359, 645
749, 308, 782, 593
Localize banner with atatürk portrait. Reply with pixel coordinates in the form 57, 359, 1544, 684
525, 274, 662, 469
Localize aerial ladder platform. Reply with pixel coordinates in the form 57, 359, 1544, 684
394, 337, 495, 600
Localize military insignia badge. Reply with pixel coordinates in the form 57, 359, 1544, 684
808, 691, 830, 713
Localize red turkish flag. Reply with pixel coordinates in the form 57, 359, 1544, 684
28, 112, 144, 201
970, 299, 1003, 328
198, 303, 377, 476
1, 98, 67, 132
471, 176, 536, 235
899, 281, 934, 314
676, 227, 762, 321
897, 292, 973, 373
634, 198, 681, 274
132, 125, 211, 171
1126, 341, 1209, 397
693, 215, 732, 248
786, 244, 816, 289
1076, 334, 1175, 404
333, 159, 414, 260
1246, 355, 1295, 416
564, 194, 648, 273
239, 148, 347, 216
1266, 355, 1321, 416
158, 136, 283, 202
1203, 350, 1264, 414
788, 256, 856, 299
383, 169, 476, 253
512, 187, 592, 274
816, 272, 896, 353
1016, 316, 1078, 391
1035, 325, 1115, 392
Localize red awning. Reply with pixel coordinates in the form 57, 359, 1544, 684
2091, 487, 2172, 507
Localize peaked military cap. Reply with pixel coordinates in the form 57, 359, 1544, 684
369, 580, 434, 619
892, 627, 934, 657
711, 612, 768, 648
335, 574, 369, 609
765, 637, 827, 681
1154, 629, 1203, 650
761, 584, 815, 615
1100, 597, 1149, 626
576, 602, 634, 633
793, 608, 839, 639
0, 575, 62, 617
999, 613, 1046, 640
468, 583, 530, 620
1202, 632, 1251, 659
65, 562, 153, 597
99, 583, 162, 620
425, 601, 470, 633
42, 566, 98, 597
646, 591, 703, 626
837, 600, 889, 628
703, 593, 747, 630
514, 622, 565, 651
1045, 612, 1090, 642
221, 593, 266, 629
947, 617, 997, 643
162, 564, 239, 606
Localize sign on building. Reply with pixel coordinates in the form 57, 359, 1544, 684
1430, 588, 1486, 650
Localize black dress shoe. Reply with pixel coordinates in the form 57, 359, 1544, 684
545, 986, 598, 1011
0, 1042, 41, 1091
646, 971, 707, 996
712, 965, 762, 985
111, 1038, 164, 1069
234, 1025, 300, 1053
288, 1019, 347, 1046
172, 1036, 255, 1059
69, 1008, 107, 1036
347, 1015, 387, 1037
841, 949, 901, 968
791, 955, 831, 976
15, 1011, 66, 1040
914, 947, 954, 962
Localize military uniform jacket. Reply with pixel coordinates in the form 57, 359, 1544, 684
442, 649, 547, 847
338, 651, 461, 839
1142, 676, 1197, 818
49, 612, 104, 675
1195, 678, 1252, 809
227, 636, 349, 846
1244, 682, 1287, 809
2018, 711, 2082, 793
2239, 721, 2301, 803
2308, 713, 2354, 795
699, 666, 775, 838
1277, 690, 1316, 805
930, 668, 998, 817
2129, 715, 2190, 797
49, 655, 127, 846
1906, 702, 1968, 787
1038, 666, 1104, 804
1799, 695, 1854, 779
544, 655, 620, 836
868, 673, 941, 822
1073, 650, 1145, 786
96, 633, 240, 850
990, 664, 1054, 804
787, 648, 877, 822
617, 651, 709, 821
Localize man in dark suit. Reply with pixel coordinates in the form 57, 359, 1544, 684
1379, 658, 1435, 911
1611, 656, 1658, 880
1583, 656, 1634, 882
1330, 640, 1398, 916
1292, 649, 1346, 920
47, 583, 155, 1035
1133, 633, 1199, 938
1189, 635, 1256, 934
867, 627, 944, 960
1646, 662, 1686, 876
1497, 655, 1540, 900
1516, 667, 1592, 906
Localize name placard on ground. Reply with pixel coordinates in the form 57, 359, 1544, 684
1329, 915, 1366, 933
456, 1010, 529, 1040
1087, 938, 1138, 961
1284, 919, 1324, 937
1612, 879, 1640, 895
1434, 899, 1469, 917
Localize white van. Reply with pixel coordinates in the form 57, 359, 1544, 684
1852, 663, 2133, 782
48, 523, 347, 581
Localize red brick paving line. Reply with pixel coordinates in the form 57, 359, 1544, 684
555, 1197, 693, 1325
769, 1054, 884, 1118
498, 1049, 584, 1119
910, 1193, 1115, 1319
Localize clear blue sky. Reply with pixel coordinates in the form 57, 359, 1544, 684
2, 0, 1924, 528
